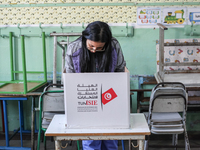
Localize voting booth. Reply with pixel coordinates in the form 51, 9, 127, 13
63, 72, 130, 129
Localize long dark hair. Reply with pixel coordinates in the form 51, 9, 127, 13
80, 21, 112, 72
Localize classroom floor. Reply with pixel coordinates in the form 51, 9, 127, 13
0, 132, 200, 150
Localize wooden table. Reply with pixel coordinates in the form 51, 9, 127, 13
45, 113, 150, 150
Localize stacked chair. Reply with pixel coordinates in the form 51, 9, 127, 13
144, 82, 190, 150
37, 84, 80, 150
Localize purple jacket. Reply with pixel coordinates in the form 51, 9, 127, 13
65, 37, 126, 73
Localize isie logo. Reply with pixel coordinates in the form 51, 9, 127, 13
77, 85, 118, 108
102, 88, 117, 105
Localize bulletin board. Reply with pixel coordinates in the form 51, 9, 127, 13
137, 7, 200, 25
162, 7, 187, 25
188, 7, 200, 25
137, 8, 161, 25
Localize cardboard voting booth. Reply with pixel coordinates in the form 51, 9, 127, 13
63, 72, 130, 129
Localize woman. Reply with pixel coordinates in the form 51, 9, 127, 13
65, 21, 126, 150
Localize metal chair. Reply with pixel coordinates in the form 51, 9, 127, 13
144, 82, 190, 150
36, 84, 80, 150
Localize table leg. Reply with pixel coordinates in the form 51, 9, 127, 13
137, 91, 144, 113
0, 101, 5, 132
138, 140, 144, 150
2, 100, 9, 147
31, 96, 35, 150
128, 140, 131, 150
55, 140, 61, 150
18, 100, 24, 147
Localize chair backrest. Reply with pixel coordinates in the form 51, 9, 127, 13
153, 82, 186, 91
150, 82, 188, 113
42, 84, 64, 112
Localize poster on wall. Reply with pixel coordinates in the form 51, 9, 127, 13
137, 7, 161, 25
162, 7, 187, 25
188, 7, 200, 25
156, 38, 200, 71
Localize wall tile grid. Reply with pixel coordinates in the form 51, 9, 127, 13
156, 39, 200, 71
0, 0, 195, 25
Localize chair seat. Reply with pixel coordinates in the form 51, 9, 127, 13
151, 112, 182, 122
150, 113, 184, 134
43, 112, 62, 120
42, 112, 64, 128
42, 118, 51, 128
152, 122, 183, 128
151, 131, 184, 134
151, 126, 184, 134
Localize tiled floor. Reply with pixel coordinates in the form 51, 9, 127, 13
0, 132, 200, 150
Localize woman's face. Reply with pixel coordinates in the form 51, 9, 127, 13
86, 39, 106, 53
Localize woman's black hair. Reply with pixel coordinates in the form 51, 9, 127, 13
80, 21, 112, 72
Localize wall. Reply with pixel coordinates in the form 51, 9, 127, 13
0, 0, 200, 132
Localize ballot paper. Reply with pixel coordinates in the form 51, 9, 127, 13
63, 72, 130, 129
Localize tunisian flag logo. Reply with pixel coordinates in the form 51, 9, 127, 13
102, 88, 117, 105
